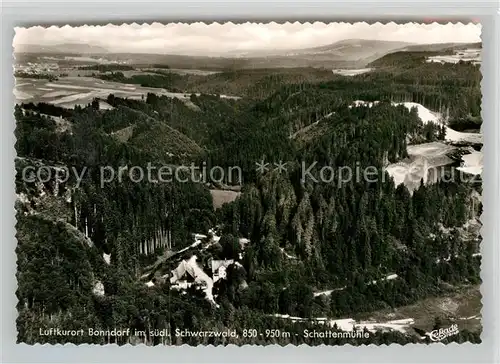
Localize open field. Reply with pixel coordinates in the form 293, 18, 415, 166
426, 48, 481, 65
14, 76, 240, 109
210, 189, 241, 209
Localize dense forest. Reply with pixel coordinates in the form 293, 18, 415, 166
15, 49, 482, 345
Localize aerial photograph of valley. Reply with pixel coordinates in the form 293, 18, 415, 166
14, 21, 482, 345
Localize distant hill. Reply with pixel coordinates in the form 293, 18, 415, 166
268, 39, 482, 67
400, 42, 482, 52
369, 42, 483, 68
286, 39, 412, 59
15, 43, 109, 54
214, 39, 481, 69
226, 39, 409, 57
221, 39, 413, 68
14, 39, 482, 70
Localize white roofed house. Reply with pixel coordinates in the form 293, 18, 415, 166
169, 261, 196, 289
211, 259, 234, 283
169, 255, 216, 305
170, 257, 200, 288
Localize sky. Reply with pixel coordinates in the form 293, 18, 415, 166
13, 22, 482, 55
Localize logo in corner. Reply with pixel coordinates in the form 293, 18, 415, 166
429, 324, 460, 342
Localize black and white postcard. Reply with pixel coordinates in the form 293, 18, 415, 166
13, 21, 483, 346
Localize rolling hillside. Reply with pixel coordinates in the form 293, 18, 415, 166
15, 40, 481, 70
15, 43, 109, 54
